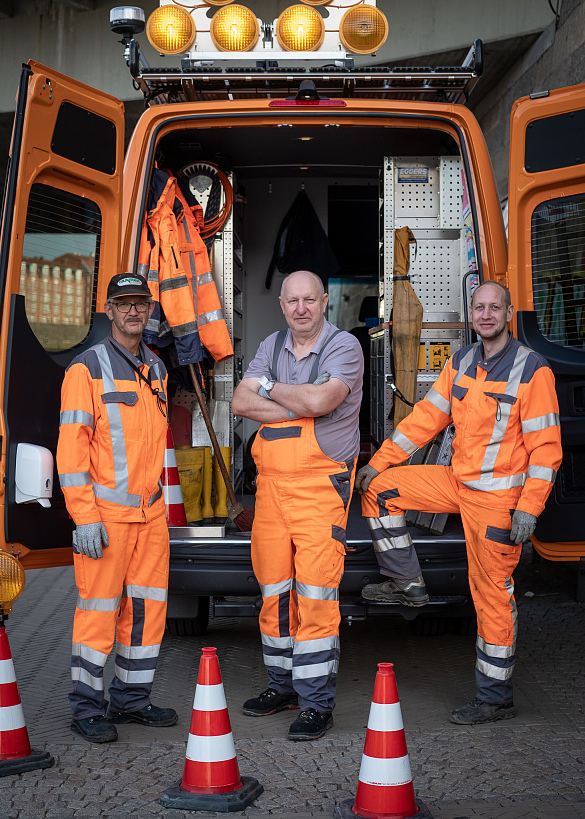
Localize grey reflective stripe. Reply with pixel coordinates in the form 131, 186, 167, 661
147, 269, 158, 283
453, 346, 476, 386
463, 473, 526, 491
296, 583, 338, 601
199, 309, 223, 326
293, 636, 339, 655
60, 410, 94, 427
425, 387, 451, 416
71, 666, 104, 690
527, 465, 557, 482
390, 429, 418, 456
293, 659, 339, 679
198, 271, 214, 286
476, 636, 515, 659
182, 218, 199, 315
115, 642, 161, 660
171, 320, 199, 338
263, 654, 293, 669
93, 482, 141, 508
123, 585, 167, 602
159, 275, 190, 293
76, 594, 121, 612
59, 471, 91, 488
475, 658, 514, 681
137, 263, 148, 277
146, 318, 159, 332
72, 642, 108, 666
148, 485, 163, 506
373, 534, 412, 553
114, 664, 155, 684
95, 344, 131, 500
369, 514, 407, 529
522, 413, 561, 434
261, 579, 294, 597
261, 634, 295, 650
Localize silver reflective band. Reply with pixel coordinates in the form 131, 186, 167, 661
261, 579, 294, 598
171, 320, 199, 338
123, 584, 167, 602
368, 514, 406, 530
293, 659, 339, 679
71, 666, 104, 690
527, 465, 557, 482
425, 387, 451, 416
59, 471, 91, 488
114, 664, 156, 684
296, 583, 338, 601
476, 635, 515, 659
463, 473, 526, 492
198, 271, 214, 286
72, 642, 108, 666
521, 413, 560, 434
263, 654, 293, 669
293, 635, 339, 655
60, 410, 94, 428
159, 275, 189, 293
115, 642, 161, 660
261, 634, 295, 650
373, 535, 412, 552
199, 309, 223, 327
476, 658, 514, 681
93, 483, 141, 508
76, 594, 122, 612
390, 429, 418, 456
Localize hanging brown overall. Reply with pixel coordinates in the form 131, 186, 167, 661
392, 226, 423, 428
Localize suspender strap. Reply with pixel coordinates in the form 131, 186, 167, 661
270, 328, 343, 383
270, 330, 287, 381
308, 330, 342, 383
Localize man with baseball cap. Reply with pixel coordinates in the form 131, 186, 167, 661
57, 273, 177, 743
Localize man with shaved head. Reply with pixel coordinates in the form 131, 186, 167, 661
232, 270, 363, 740
356, 280, 562, 724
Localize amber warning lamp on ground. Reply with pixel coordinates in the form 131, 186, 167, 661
0, 552, 25, 617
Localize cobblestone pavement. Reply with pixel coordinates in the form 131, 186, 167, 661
1, 547, 585, 819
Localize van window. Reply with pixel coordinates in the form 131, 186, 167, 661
531, 193, 585, 350
19, 184, 100, 352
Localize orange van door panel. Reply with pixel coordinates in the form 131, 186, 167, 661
0, 62, 124, 568
508, 83, 585, 559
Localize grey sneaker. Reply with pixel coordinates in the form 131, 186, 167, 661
361, 575, 429, 607
450, 697, 516, 725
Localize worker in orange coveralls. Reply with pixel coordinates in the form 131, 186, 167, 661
57, 273, 177, 743
356, 281, 562, 725
232, 270, 363, 741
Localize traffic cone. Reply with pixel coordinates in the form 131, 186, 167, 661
0, 624, 54, 776
334, 663, 433, 819
159, 647, 263, 811
162, 427, 188, 527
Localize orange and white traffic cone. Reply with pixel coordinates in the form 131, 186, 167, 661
335, 663, 433, 819
0, 624, 54, 776
162, 426, 188, 527
159, 647, 263, 811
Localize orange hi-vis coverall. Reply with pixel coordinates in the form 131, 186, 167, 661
139, 168, 233, 366
362, 334, 562, 704
247, 323, 363, 713
56, 335, 170, 719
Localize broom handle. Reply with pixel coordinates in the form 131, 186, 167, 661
188, 364, 239, 511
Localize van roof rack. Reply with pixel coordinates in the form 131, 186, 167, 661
127, 39, 483, 107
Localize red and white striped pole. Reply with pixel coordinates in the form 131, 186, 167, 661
159, 647, 263, 811
0, 624, 53, 776
335, 662, 433, 819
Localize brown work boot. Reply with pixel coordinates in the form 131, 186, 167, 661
361, 575, 429, 607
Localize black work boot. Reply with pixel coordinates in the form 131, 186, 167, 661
450, 696, 516, 725
288, 708, 333, 741
361, 574, 429, 607
106, 704, 178, 726
70, 715, 118, 743
242, 688, 299, 716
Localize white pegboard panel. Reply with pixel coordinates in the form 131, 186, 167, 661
440, 158, 463, 229
394, 158, 439, 229
409, 240, 461, 313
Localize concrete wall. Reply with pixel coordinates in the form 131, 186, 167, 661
475, 0, 585, 200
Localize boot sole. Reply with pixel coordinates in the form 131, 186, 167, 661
450, 708, 517, 725
70, 720, 118, 743
242, 703, 299, 717
362, 593, 430, 607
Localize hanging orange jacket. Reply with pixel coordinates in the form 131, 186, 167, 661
138, 168, 233, 365
369, 334, 563, 518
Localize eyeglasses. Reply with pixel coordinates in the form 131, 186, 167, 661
111, 300, 151, 314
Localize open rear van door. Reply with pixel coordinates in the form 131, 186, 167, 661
507, 82, 585, 560
0, 61, 124, 567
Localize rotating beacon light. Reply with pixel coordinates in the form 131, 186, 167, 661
146, 4, 196, 55
211, 4, 260, 52
339, 4, 388, 55
0, 552, 25, 617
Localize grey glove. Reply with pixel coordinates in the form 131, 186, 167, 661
75, 522, 109, 560
355, 464, 380, 495
510, 510, 537, 545
313, 372, 331, 386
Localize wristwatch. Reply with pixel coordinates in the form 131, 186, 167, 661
258, 375, 276, 400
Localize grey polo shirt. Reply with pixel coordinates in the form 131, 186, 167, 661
244, 319, 364, 464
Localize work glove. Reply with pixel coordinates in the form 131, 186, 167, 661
75, 522, 109, 560
355, 464, 380, 495
510, 510, 537, 545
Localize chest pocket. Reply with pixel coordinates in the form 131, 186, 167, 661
485, 392, 517, 423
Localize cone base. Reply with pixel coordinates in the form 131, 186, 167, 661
159, 775, 264, 812
0, 749, 54, 778
334, 797, 434, 819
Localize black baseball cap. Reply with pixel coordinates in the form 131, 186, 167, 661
107, 273, 151, 300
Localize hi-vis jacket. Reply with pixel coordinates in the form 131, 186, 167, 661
57, 336, 168, 525
138, 168, 233, 366
369, 335, 563, 517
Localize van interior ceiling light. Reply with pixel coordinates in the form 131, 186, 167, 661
276, 5, 325, 52
0, 551, 25, 616
109, 6, 146, 38
211, 4, 259, 51
146, 4, 197, 55
339, 5, 388, 55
